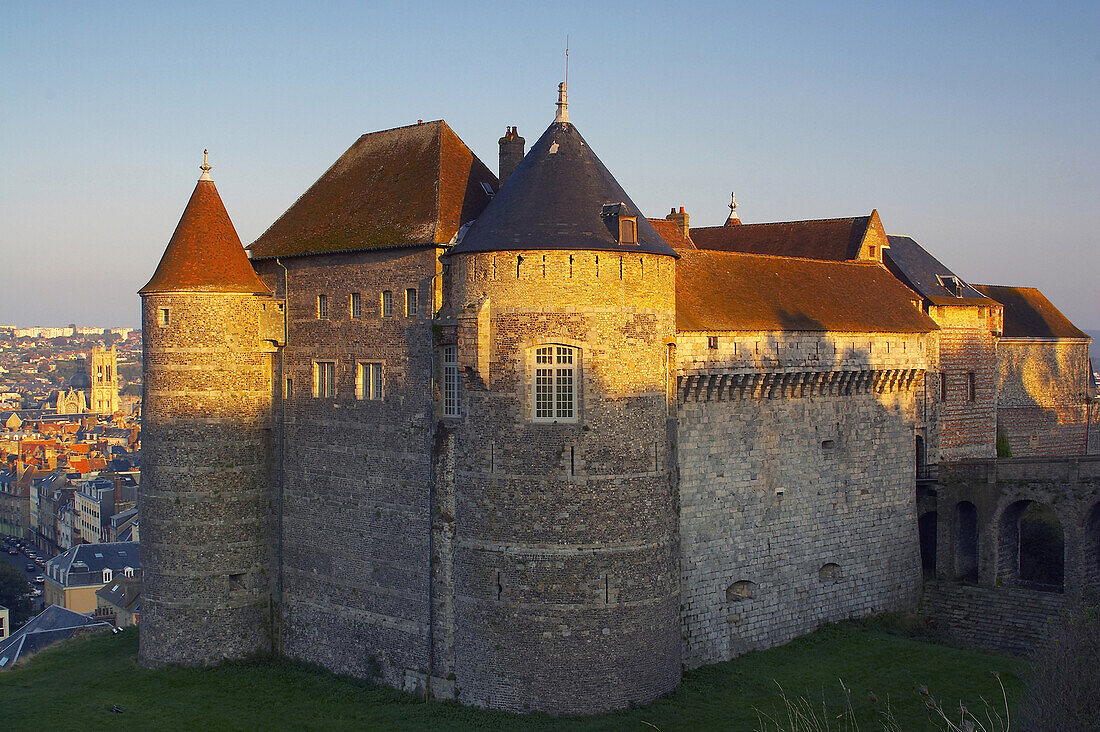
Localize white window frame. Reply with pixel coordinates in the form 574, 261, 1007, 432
313, 361, 336, 398
442, 346, 460, 417
356, 361, 383, 401
532, 344, 578, 423
405, 288, 418, 317
381, 290, 393, 318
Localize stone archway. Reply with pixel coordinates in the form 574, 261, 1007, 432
954, 502, 978, 582
998, 500, 1064, 592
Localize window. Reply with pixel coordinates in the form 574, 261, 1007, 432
158, 308, 170, 327
381, 290, 393, 318
317, 294, 329, 319
966, 372, 976, 402
102, 569, 112, 583
350, 292, 362, 319
940, 372, 948, 402
405, 288, 418, 316
285, 378, 292, 400
356, 362, 383, 401
534, 345, 577, 421
707, 335, 719, 349
867, 245, 877, 259
313, 361, 336, 398
443, 346, 459, 417
619, 217, 637, 245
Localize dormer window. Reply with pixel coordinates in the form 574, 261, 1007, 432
619, 217, 637, 245
937, 275, 963, 297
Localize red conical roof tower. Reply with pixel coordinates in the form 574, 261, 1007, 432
140, 151, 270, 295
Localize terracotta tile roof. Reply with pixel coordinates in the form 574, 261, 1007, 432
140, 179, 270, 295
676, 249, 937, 333
648, 218, 695, 251
249, 120, 497, 259
971, 285, 1088, 340
690, 212, 879, 261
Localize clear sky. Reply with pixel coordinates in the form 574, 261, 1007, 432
2, 1, 1097, 329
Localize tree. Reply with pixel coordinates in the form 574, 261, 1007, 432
0, 562, 33, 625
1021, 593, 1100, 731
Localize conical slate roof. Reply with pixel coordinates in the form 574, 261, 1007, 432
449, 121, 676, 257
140, 177, 270, 295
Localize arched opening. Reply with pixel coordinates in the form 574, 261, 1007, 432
954, 502, 978, 582
1086, 503, 1100, 587
918, 511, 937, 578
726, 580, 756, 602
998, 500, 1064, 592
818, 563, 841, 583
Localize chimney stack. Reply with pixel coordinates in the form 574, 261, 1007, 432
666, 206, 689, 238
498, 126, 525, 186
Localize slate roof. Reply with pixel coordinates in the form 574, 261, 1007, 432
140, 178, 271, 295
47, 542, 140, 586
883, 236, 992, 305
971, 285, 1089, 340
96, 576, 141, 614
0, 604, 112, 670
676, 250, 938, 333
690, 213, 879, 261
249, 120, 497, 259
449, 121, 677, 258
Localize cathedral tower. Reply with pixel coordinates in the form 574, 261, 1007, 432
438, 87, 681, 713
90, 345, 119, 414
138, 153, 283, 667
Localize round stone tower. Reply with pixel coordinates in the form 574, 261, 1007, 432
138, 153, 280, 666
441, 88, 681, 714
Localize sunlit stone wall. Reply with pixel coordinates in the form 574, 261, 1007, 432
676, 330, 928, 668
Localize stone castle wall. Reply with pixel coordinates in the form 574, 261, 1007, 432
926, 305, 998, 462
138, 291, 281, 666
440, 249, 681, 714
676, 330, 927, 668
994, 340, 1093, 457
253, 247, 442, 688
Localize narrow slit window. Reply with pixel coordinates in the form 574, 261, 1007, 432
350, 292, 361, 319
317, 294, 328, 319
381, 290, 393, 318
405, 288, 418, 316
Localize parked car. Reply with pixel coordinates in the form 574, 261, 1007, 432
26, 563, 34, 572
6, 548, 16, 555
31, 588, 43, 597
34, 575, 44, 584
35, 558, 45, 568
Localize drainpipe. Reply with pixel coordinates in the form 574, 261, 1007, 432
274, 258, 289, 654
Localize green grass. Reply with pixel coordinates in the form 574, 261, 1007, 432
0, 622, 1027, 731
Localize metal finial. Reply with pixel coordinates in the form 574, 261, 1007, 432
199, 149, 213, 181
729, 192, 737, 214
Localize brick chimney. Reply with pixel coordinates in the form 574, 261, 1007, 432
666, 206, 689, 238
498, 126, 525, 186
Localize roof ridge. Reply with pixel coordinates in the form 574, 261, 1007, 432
683, 248, 889, 268
691, 215, 869, 231
433, 121, 444, 243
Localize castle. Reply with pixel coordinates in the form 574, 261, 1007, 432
138, 87, 1096, 714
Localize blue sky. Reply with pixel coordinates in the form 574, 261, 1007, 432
1, 1, 1097, 329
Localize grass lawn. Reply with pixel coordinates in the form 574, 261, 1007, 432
0, 621, 1027, 731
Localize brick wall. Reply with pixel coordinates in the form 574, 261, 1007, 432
676, 329, 927, 668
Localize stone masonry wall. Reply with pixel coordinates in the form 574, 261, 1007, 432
441, 249, 681, 714
139, 291, 281, 667
926, 305, 998, 462
677, 330, 927, 668
995, 340, 1093, 457
254, 247, 441, 689
920, 581, 1066, 655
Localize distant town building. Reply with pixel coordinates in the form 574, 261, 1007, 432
0, 604, 113, 670
43, 541, 140, 614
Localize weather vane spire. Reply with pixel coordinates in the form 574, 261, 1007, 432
199, 149, 213, 181
555, 39, 570, 124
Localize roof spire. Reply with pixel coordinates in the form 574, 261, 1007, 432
199, 149, 213, 181
724, 192, 741, 226
555, 41, 570, 124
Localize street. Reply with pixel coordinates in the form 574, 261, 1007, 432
2, 540, 47, 613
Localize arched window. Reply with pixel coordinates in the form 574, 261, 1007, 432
998, 500, 1064, 592
533, 345, 577, 422
102, 568, 112, 583
818, 563, 841, 582
726, 580, 756, 602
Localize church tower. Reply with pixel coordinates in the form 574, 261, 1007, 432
438, 86, 681, 713
90, 346, 119, 414
138, 152, 284, 667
